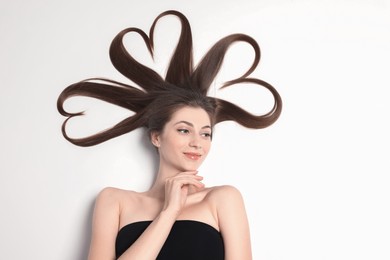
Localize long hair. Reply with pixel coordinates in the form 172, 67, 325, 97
57, 10, 282, 147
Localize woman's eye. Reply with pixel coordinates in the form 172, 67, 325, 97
178, 129, 189, 134
202, 132, 212, 138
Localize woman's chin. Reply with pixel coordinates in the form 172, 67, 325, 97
178, 163, 201, 172
179, 166, 198, 172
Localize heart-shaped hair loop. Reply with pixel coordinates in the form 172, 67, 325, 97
57, 10, 282, 146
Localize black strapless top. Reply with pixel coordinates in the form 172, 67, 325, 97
115, 220, 224, 259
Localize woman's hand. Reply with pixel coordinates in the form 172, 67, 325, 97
162, 171, 204, 217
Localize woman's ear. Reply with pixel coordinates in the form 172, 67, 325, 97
150, 131, 160, 148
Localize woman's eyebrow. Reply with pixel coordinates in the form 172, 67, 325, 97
174, 121, 211, 129
174, 120, 193, 127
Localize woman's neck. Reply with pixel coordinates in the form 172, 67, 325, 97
146, 164, 178, 199
147, 163, 198, 200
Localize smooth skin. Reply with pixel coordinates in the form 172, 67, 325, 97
88, 107, 252, 260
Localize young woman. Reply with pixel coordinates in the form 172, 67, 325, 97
57, 10, 282, 260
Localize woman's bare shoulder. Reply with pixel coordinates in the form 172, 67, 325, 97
96, 186, 134, 197
95, 187, 142, 206
204, 185, 243, 205
207, 185, 242, 197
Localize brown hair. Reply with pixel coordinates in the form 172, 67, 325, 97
57, 10, 282, 147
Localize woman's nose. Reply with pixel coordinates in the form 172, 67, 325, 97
189, 136, 202, 149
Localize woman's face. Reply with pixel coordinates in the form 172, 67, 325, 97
152, 106, 212, 172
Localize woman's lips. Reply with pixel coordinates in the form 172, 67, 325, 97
184, 152, 202, 160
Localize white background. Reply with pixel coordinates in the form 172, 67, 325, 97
1, 0, 389, 259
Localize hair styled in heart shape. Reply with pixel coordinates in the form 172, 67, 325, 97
57, 10, 282, 147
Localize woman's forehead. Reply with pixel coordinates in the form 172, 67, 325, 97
169, 107, 211, 126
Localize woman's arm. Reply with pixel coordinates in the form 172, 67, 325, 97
88, 171, 204, 260
214, 185, 252, 260
118, 171, 204, 259
88, 188, 177, 260
88, 187, 121, 260
116, 211, 176, 260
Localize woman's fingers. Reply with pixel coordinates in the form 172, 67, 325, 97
166, 171, 203, 185
163, 171, 204, 216
167, 174, 204, 189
